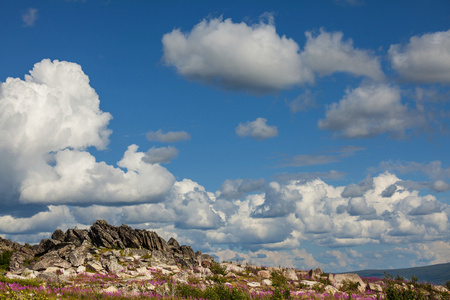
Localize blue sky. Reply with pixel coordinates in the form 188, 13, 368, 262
0, 0, 449, 272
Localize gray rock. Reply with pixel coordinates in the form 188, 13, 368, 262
51, 229, 66, 242
34, 239, 61, 256
284, 268, 298, 281
103, 257, 124, 274
86, 260, 103, 272
69, 247, 91, 267
33, 252, 71, 271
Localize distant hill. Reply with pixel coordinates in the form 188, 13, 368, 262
351, 262, 450, 285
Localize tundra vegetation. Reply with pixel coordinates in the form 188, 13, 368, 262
0, 221, 448, 299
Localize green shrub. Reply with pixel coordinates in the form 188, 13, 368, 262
270, 270, 290, 300
271, 270, 288, 288
384, 283, 425, 300
210, 261, 227, 275
0, 250, 12, 270
340, 279, 359, 292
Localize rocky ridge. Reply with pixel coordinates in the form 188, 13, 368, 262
1, 220, 449, 299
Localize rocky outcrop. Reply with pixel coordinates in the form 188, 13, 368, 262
1, 220, 212, 272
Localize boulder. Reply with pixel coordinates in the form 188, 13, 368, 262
225, 263, 245, 274
86, 260, 103, 273
33, 252, 71, 271
103, 257, 124, 274
262, 279, 272, 286
284, 268, 298, 281
247, 282, 261, 288
258, 270, 271, 279
9, 249, 35, 272
51, 229, 66, 242
368, 282, 383, 292
331, 273, 367, 293
34, 239, 61, 256
308, 267, 323, 279
69, 247, 91, 267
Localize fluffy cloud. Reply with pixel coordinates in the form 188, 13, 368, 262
302, 29, 384, 80
162, 16, 313, 93
146, 129, 191, 143
0, 171, 448, 271
216, 178, 265, 200
143, 146, 178, 164
379, 160, 450, 179
389, 29, 450, 83
0, 59, 175, 205
318, 84, 424, 138
235, 118, 278, 140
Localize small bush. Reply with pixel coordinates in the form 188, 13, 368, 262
340, 279, 359, 292
0, 250, 12, 270
210, 261, 227, 275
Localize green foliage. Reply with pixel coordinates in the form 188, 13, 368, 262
384, 283, 426, 300
312, 283, 325, 293
271, 270, 288, 288
206, 274, 227, 284
445, 280, 450, 290
270, 270, 290, 300
0, 251, 12, 270
340, 279, 359, 292
175, 283, 250, 300
410, 274, 418, 284
210, 261, 227, 275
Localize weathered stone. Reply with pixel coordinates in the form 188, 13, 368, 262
9, 250, 35, 272
43, 266, 62, 274
284, 268, 298, 281
34, 239, 61, 256
332, 273, 367, 293
225, 263, 245, 274
168, 237, 180, 248
247, 282, 261, 288
102, 286, 118, 294
368, 282, 383, 292
33, 253, 70, 271
37, 272, 58, 281
51, 229, 66, 242
325, 285, 339, 295
258, 270, 271, 279
300, 280, 317, 287
308, 267, 323, 279
89, 220, 124, 249
103, 257, 124, 274
262, 279, 272, 286
86, 260, 103, 272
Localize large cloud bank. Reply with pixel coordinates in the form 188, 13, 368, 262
0, 59, 175, 206
162, 17, 382, 94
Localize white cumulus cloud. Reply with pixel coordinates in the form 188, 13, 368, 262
162, 16, 313, 94
236, 117, 278, 140
143, 146, 178, 164
389, 29, 450, 83
0, 59, 175, 205
318, 84, 424, 138
302, 29, 384, 81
